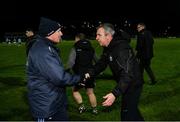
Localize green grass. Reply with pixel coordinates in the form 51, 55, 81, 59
0, 38, 180, 120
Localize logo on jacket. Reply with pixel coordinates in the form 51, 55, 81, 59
48, 46, 52, 53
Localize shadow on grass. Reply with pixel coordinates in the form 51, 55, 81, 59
0, 87, 32, 121
68, 100, 120, 121
22, 90, 29, 106
69, 114, 89, 121
141, 68, 180, 105
157, 72, 180, 84
0, 64, 25, 72
0, 108, 33, 121
156, 109, 180, 121
0, 77, 26, 86
0, 81, 31, 121
141, 87, 180, 105
68, 104, 89, 120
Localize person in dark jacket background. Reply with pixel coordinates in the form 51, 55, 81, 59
85, 23, 144, 121
119, 29, 131, 43
136, 23, 156, 85
26, 17, 83, 121
66, 33, 98, 115
25, 28, 36, 56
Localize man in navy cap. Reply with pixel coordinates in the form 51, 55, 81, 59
26, 17, 84, 121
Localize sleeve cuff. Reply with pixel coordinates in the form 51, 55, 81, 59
112, 88, 121, 98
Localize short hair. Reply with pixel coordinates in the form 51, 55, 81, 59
97, 23, 115, 36
75, 33, 86, 40
138, 23, 146, 28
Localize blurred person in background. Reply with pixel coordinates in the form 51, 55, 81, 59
136, 23, 156, 85
25, 28, 36, 56
66, 33, 98, 115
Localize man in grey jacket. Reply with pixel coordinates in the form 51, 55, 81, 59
26, 17, 83, 121
67, 33, 98, 114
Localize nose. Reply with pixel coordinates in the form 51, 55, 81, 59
96, 36, 98, 40
59, 31, 63, 36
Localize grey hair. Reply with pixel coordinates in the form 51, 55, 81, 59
97, 23, 115, 36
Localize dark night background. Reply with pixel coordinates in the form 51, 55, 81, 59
0, 0, 180, 40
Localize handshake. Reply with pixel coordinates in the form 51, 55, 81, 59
77, 73, 91, 87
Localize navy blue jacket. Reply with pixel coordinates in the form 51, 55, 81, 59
26, 35, 80, 118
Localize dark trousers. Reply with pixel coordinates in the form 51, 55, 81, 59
139, 58, 156, 83
34, 109, 69, 122
121, 85, 144, 121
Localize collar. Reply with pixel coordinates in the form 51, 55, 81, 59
38, 35, 59, 52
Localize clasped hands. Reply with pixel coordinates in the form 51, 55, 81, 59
78, 73, 116, 107
77, 73, 90, 87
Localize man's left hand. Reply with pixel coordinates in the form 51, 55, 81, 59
102, 93, 116, 107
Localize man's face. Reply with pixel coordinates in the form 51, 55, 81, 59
26, 31, 34, 37
75, 37, 80, 42
137, 25, 144, 32
49, 28, 63, 43
96, 27, 111, 47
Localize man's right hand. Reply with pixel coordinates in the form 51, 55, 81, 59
102, 93, 116, 107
